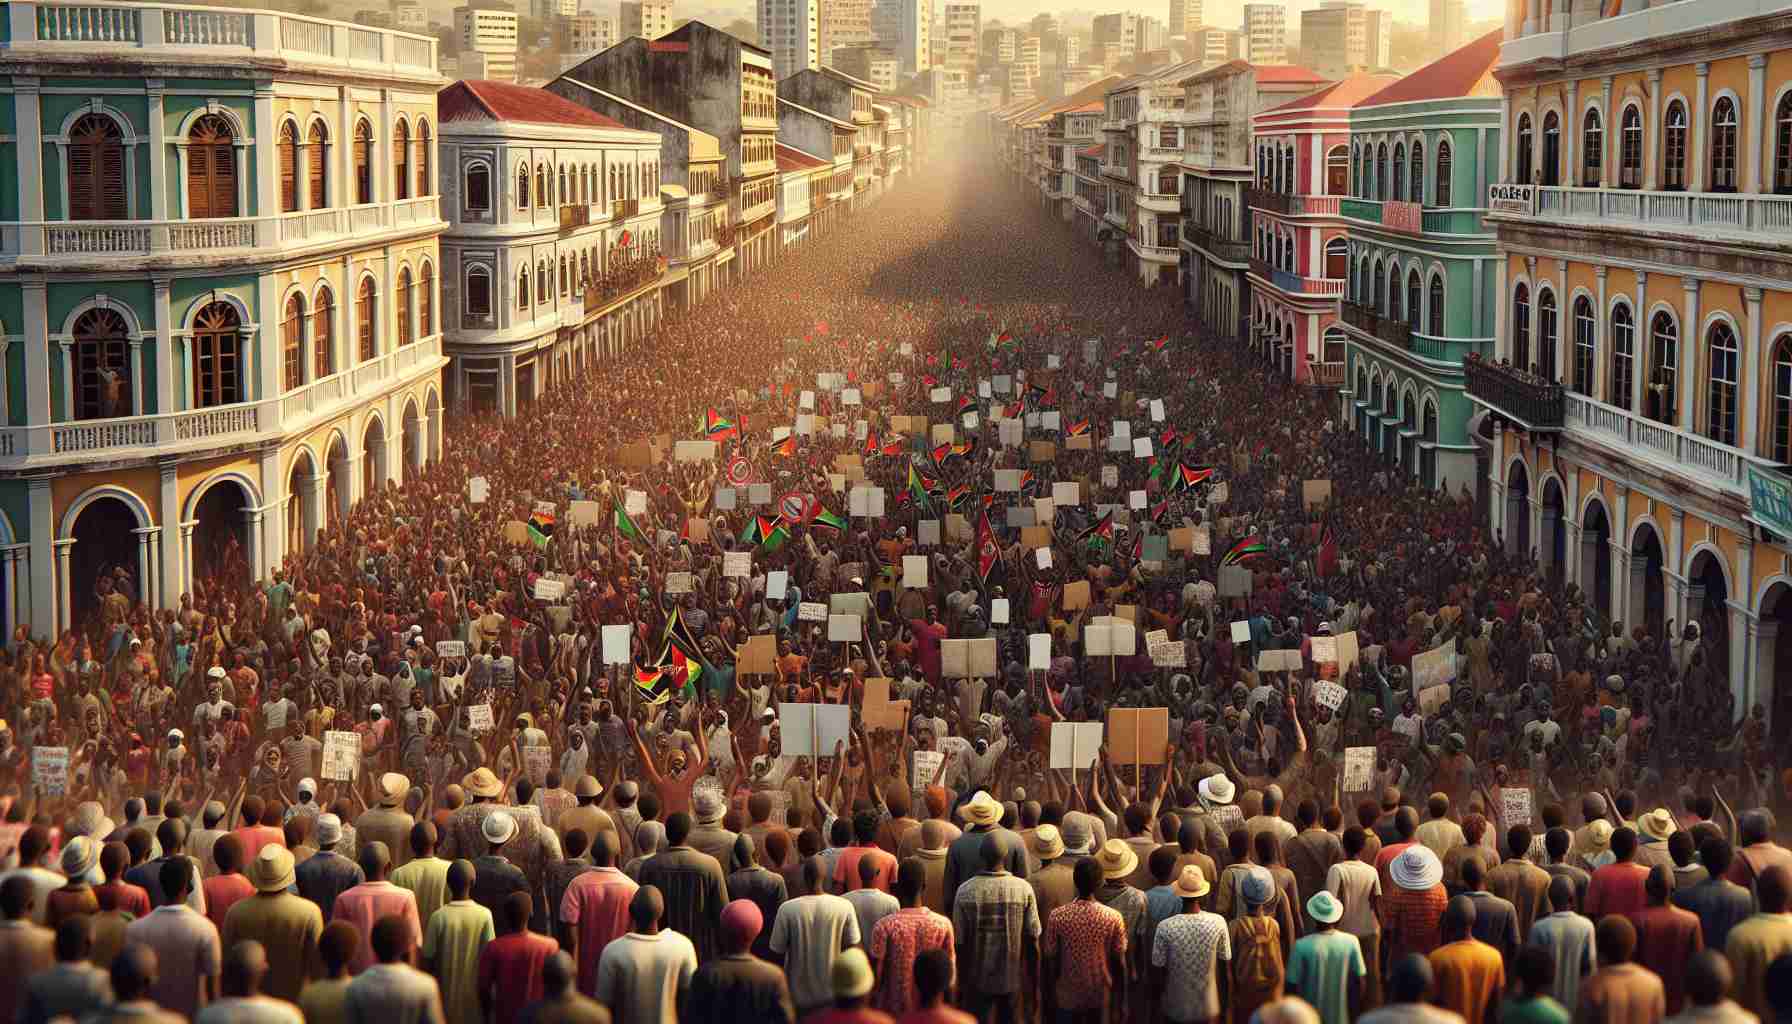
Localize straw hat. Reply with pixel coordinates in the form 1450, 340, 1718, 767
376, 772, 411, 807
1638, 808, 1677, 842
830, 948, 875, 999
1095, 838, 1139, 880
60, 836, 100, 881
1585, 820, 1614, 852
1199, 773, 1236, 805
575, 775, 603, 799
1172, 864, 1211, 899
248, 846, 297, 893
961, 791, 1002, 826
1389, 845, 1444, 890
463, 767, 504, 800
1033, 824, 1065, 861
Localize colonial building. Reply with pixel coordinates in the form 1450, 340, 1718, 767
1179, 60, 1328, 344
1474, 0, 1792, 726
778, 67, 882, 211
1247, 72, 1395, 383
1337, 32, 1500, 494
777, 96, 857, 234
0, 2, 446, 637
776, 142, 832, 248
437, 80, 665, 416
1102, 60, 1204, 286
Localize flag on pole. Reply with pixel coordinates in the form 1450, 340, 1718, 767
704, 409, 738, 442
771, 434, 796, 457
1220, 535, 1269, 567
813, 508, 850, 531
976, 508, 999, 582
612, 500, 641, 541
1079, 510, 1115, 554
907, 463, 933, 513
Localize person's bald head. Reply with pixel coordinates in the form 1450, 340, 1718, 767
1759, 863, 1792, 915
112, 944, 159, 1001
921, 820, 947, 851
221, 940, 269, 997
1644, 864, 1673, 904
1684, 950, 1733, 1008
800, 855, 826, 894
542, 951, 577, 996
630, 885, 665, 931
1441, 895, 1475, 941
1387, 953, 1434, 1004
1596, 915, 1637, 965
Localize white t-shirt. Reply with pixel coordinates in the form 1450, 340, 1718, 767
1324, 858, 1383, 938
769, 893, 862, 1009
595, 931, 697, 1024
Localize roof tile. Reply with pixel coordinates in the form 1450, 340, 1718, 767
439, 80, 628, 130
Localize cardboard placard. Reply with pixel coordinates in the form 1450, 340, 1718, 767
748, 483, 773, 506
715, 488, 738, 511
1052, 481, 1080, 506
798, 601, 828, 622
930, 387, 951, 403
502, 520, 530, 546
912, 750, 945, 791
1303, 479, 1333, 510
467, 477, 489, 504
619, 442, 652, 468
849, 486, 886, 517
1501, 787, 1534, 826
862, 677, 909, 732
1066, 435, 1092, 451
32, 746, 69, 795
1021, 525, 1051, 548
738, 634, 779, 675
799, 389, 816, 410
1028, 633, 1052, 671
1030, 441, 1056, 462
1335, 631, 1361, 673
686, 517, 711, 543
1342, 746, 1375, 792
1050, 721, 1105, 770
828, 592, 871, 616
436, 640, 465, 659
1210, 481, 1229, 504
723, 551, 753, 578
1310, 636, 1338, 663
766, 571, 788, 601
601, 624, 633, 665
779, 703, 853, 757
931, 423, 955, 445
843, 388, 861, 406
1313, 680, 1347, 710
623, 489, 648, 517
991, 598, 1010, 624
1106, 707, 1170, 765
945, 514, 971, 542
675, 440, 717, 462
827, 614, 862, 643
533, 577, 568, 601
1230, 620, 1251, 644
1256, 649, 1302, 672
322, 731, 361, 781
902, 555, 928, 588
1150, 399, 1165, 422
1035, 547, 1053, 570
1412, 644, 1456, 691
1085, 618, 1136, 657
918, 520, 942, 546
1418, 683, 1452, 716
1133, 437, 1154, 459
1148, 633, 1185, 667
665, 572, 694, 595
1061, 580, 1091, 610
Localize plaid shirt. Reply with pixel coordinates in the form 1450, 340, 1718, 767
1383, 883, 1449, 962
951, 870, 1041, 995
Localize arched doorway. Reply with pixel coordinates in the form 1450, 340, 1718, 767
1759, 582, 1792, 750
1686, 548, 1730, 684
425, 389, 443, 463
362, 417, 387, 501
1505, 461, 1531, 558
1630, 521, 1666, 638
1421, 400, 1439, 489
1582, 499, 1612, 616
1540, 477, 1566, 583
402, 399, 422, 482
287, 450, 317, 555
67, 493, 144, 631
190, 478, 251, 583
326, 433, 351, 528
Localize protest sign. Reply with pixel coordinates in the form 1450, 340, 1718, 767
798, 601, 828, 622
1412, 644, 1456, 691
1052, 481, 1080, 506
1106, 708, 1170, 765
780, 704, 852, 757
665, 572, 694, 595
912, 750, 945, 791
1256, 649, 1302, 672
675, 440, 716, 462
766, 571, 788, 601
436, 640, 465, 659
715, 488, 737, 511
918, 520, 941, 545
1062, 580, 1091, 609
1230, 620, 1251, 643
738, 635, 778, 674
723, 551, 753, 578
902, 555, 928, 588
1501, 788, 1534, 826
601, 624, 632, 665
1050, 721, 1105, 770
1310, 636, 1338, 663
1029, 633, 1052, 671
1035, 547, 1052, 569
991, 598, 1010, 624
533, 577, 567, 601
322, 731, 360, 781
1313, 680, 1347, 711
1303, 479, 1333, 510
32, 747, 69, 795
468, 477, 489, 504
1342, 747, 1375, 792
827, 614, 862, 643
625, 489, 647, 516
748, 483, 773, 506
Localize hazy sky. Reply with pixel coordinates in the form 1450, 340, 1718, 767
975, 0, 1508, 29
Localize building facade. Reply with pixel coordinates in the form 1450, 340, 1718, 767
1242, 3, 1286, 65
1430, 0, 1465, 60
437, 81, 664, 416
1336, 32, 1501, 495
1103, 61, 1203, 287
1473, 0, 1792, 729
569, 14, 619, 58
1301, 1, 1367, 79
1092, 13, 1140, 58
870, 0, 931, 76
944, 3, 979, 73
620, 0, 673, 41
1169, 0, 1203, 40
760, 0, 821, 76
0, 2, 447, 635
456, 5, 519, 83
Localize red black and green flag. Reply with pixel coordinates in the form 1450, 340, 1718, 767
1079, 510, 1115, 553
704, 409, 738, 442
527, 508, 555, 548
1067, 418, 1091, 437
1221, 535, 1269, 567
1149, 335, 1170, 353
771, 434, 796, 457
1177, 466, 1214, 491
814, 508, 850, 531
907, 463, 933, 514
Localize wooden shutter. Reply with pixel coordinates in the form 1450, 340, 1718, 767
307, 124, 328, 208
188, 115, 236, 219
397, 270, 413, 346
67, 129, 95, 220
419, 265, 433, 336
393, 122, 409, 201
357, 278, 375, 360
354, 121, 372, 204
69, 115, 126, 221
314, 291, 334, 378
279, 123, 298, 212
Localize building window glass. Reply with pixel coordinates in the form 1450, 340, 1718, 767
1582, 108, 1602, 186
354, 120, 374, 204
315, 287, 334, 379
1435, 140, 1452, 206
1513, 283, 1531, 370
187, 114, 238, 219
1428, 274, 1444, 336
1572, 296, 1595, 395
1664, 101, 1688, 191
72, 308, 131, 420
279, 121, 299, 213
1393, 143, 1405, 201
283, 293, 305, 391
393, 119, 410, 200
1648, 311, 1678, 424
1708, 322, 1739, 446
1538, 289, 1558, 379
1611, 304, 1634, 410
397, 267, 414, 347
1711, 97, 1739, 192
1773, 336, 1792, 461
1541, 111, 1560, 186
1517, 113, 1533, 185
307, 122, 329, 209
69, 113, 128, 221
191, 302, 243, 408
357, 277, 376, 362
1620, 106, 1643, 189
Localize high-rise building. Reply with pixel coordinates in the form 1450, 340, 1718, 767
1187, 24, 1234, 61
456, 5, 519, 81
760, 0, 821, 75
944, 3, 979, 72
1363, 8, 1390, 69
833, 45, 900, 89
1018, 34, 1041, 77
1168, 0, 1200, 38
394, 1, 428, 30
982, 27, 1017, 63
1241, 2, 1284, 63
1429, 0, 1465, 56
620, 0, 673, 40
1030, 12, 1059, 43
1300, 1, 1364, 78
531, 0, 577, 20
823, 0, 877, 68
1138, 15, 1168, 51
1062, 32, 1081, 65
568, 13, 617, 55
1092, 12, 1139, 55
871, 0, 932, 74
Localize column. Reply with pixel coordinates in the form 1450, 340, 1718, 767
258, 446, 283, 574
1691, 63, 1710, 193
377, 89, 394, 207
1527, 256, 1541, 371
379, 244, 396, 362
55, 341, 72, 419
22, 282, 50, 433
1494, 258, 1509, 361
243, 507, 264, 581
158, 461, 181, 606
1500, 95, 1515, 184
1594, 266, 1610, 397
132, 527, 156, 611
1751, 618, 1773, 713
1633, 271, 1648, 413
256, 271, 279, 402
1524, 0, 1540, 36
178, 521, 196, 598
146, 81, 168, 252
304, 473, 327, 549
1681, 279, 1700, 428
254, 85, 277, 219
14, 79, 43, 256
1629, 558, 1649, 631
1555, 258, 1570, 382
128, 339, 144, 415
1564, 82, 1579, 186
1613, 484, 1632, 625
1747, 55, 1768, 195
152, 277, 174, 415
338, 90, 354, 208
1600, 77, 1614, 188
1645, 69, 1664, 190
53, 539, 74, 637
3, 547, 18, 640
1745, 286, 1765, 452
26, 477, 52, 638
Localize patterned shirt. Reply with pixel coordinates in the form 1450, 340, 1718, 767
869, 906, 956, 1015
950, 870, 1040, 996
1043, 898, 1127, 1011
1383, 883, 1449, 962
1152, 910, 1231, 1024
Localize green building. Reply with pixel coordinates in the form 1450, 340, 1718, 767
1337, 31, 1501, 495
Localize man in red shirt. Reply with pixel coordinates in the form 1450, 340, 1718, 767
202, 835, 255, 930
835, 811, 899, 895
1586, 828, 1650, 919
230, 796, 284, 862
559, 833, 639, 997
1628, 864, 1704, 1014
478, 891, 560, 1024
897, 948, 973, 1024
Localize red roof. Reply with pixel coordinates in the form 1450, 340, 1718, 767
1066, 101, 1103, 113
648, 40, 690, 51
439, 80, 627, 130
1360, 30, 1503, 106
1182, 60, 1325, 86
776, 143, 829, 172
1263, 73, 1401, 114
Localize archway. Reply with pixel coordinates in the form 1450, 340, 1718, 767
326, 433, 351, 528
402, 399, 422, 482
1760, 582, 1792, 749
287, 450, 317, 555
425, 389, 443, 463
67, 493, 144, 631
1505, 461, 1531, 558
1582, 499, 1612, 616
1540, 477, 1566, 583
1630, 521, 1666, 638
190, 477, 252, 584
362, 416, 387, 501
1686, 548, 1730, 684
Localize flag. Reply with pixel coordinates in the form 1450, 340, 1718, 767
666, 646, 703, 693
932, 442, 952, 465
947, 483, 971, 508
527, 508, 555, 549
634, 665, 672, 704
738, 517, 764, 545
613, 500, 642, 541
527, 521, 550, 549
760, 520, 791, 553
1067, 418, 1091, 437
1177, 466, 1214, 490
814, 508, 850, 531
882, 438, 906, 457
1160, 427, 1178, 450
1221, 535, 1269, 567
1079, 510, 1115, 553
704, 408, 738, 442
1150, 335, 1170, 352
772, 434, 796, 457
864, 431, 880, 455
1147, 459, 1164, 484
976, 508, 998, 582
907, 463, 933, 513
1150, 499, 1170, 522
951, 439, 976, 460
958, 395, 975, 413
1018, 470, 1036, 492
1317, 519, 1339, 578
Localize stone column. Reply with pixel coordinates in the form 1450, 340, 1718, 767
1744, 286, 1765, 452
1681, 279, 1700, 428
1747, 55, 1768, 195
1691, 63, 1710, 193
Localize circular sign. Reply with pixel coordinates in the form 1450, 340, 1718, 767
780, 491, 817, 524
726, 457, 752, 487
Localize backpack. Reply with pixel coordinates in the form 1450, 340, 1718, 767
1234, 915, 1281, 990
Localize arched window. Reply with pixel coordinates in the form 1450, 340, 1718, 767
356, 277, 376, 362
1582, 108, 1603, 186
419, 262, 433, 337
1711, 96, 1739, 192
1708, 322, 1740, 445
1281, 233, 1293, 271
1324, 237, 1347, 279
1393, 143, 1406, 201
1403, 269, 1420, 331
536, 164, 547, 207
1572, 297, 1595, 395
1376, 142, 1389, 200
1620, 107, 1643, 189
1516, 113, 1534, 185
537, 260, 548, 301
278, 121, 299, 213
1648, 311, 1679, 424
558, 165, 568, 206
1356, 260, 1370, 305
1541, 111, 1560, 186
68, 113, 127, 220
282, 293, 305, 391
307, 122, 329, 209
1773, 337, 1792, 461
1325, 146, 1347, 195
396, 267, 414, 347
353, 119, 374, 204
1513, 283, 1531, 370
1410, 142, 1424, 204
465, 161, 491, 214
517, 267, 530, 310
314, 286, 334, 379
1388, 265, 1403, 322
609, 165, 618, 202
1777, 95, 1792, 195
1538, 289, 1559, 379
392, 119, 410, 201
71, 308, 131, 420
416, 120, 432, 197
187, 113, 238, 219
1663, 101, 1688, 191
1435, 140, 1452, 206
1374, 260, 1387, 312
518, 163, 531, 209
1281, 146, 1294, 194
191, 301, 243, 408
1611, 304, 1634, 410
559, 254, 568, 296
1428, 274, 1444, 336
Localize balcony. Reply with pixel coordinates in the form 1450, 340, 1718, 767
559, 204, 591, 233
1341, 301, 1412, 350
1463, 355, 1564, 431
1128, 238, 1179, 262
1181, 223, 1251, 263
5, 196, 442, 264
1307, 362, 1345, 388
585, 250, 666, 313
1489, 184, 1792, 245
1250, 258, 1346, 297
612, 197, 640, 220
6, 333, 443, 466
5, 1, 439, 74
1138, 191, 1179, 213
1246, 188, 1290, 215
1247, 190, 1345, 217
1562, 391, 1779, 499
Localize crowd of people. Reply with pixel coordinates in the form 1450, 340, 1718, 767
0, 153, 1788, 1024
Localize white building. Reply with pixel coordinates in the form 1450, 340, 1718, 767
1091, 12, 1138, 56
1300, 0, 1370, 79
1241, 3, 1284, 64
1363, 8, 1390, 69
531, 0, 578, 19
620, 0, 673, 40
395, 0, 428, 31
456, 6, 519, 82
760, 0, 821, 75
1100, 58, 1204, 286
438, 79, 665, 414
1168, 0, 1201, 39
823, 0, 877, 68
569, 14, 617, 56
944, 2, 978, 72
1428, 0, 1464, 57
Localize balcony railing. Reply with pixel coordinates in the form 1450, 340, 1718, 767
1308, 362, 1345, 388
1563, 391, 1777, 498
1246, 188, 1290, 215
8, 333, 443, 464
8, 1, 438, 72
8, 196, 442, 260
585, 250, 666, 313
1341, 301, 1413, 350
1128, 238, 1179, 261
1138, 191, 1179, 213
1250, 258, 1346, 297
612, 197, 640, 220
1491, 184, 1792, 238
1463, 355, 1564, 430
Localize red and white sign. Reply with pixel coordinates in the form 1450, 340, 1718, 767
1383, 201, 1423, 236
726, 456, 753, 486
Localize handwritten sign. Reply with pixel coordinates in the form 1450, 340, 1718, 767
665, 572, 694, 595
32, 746, 69, 795
467, 704, 495, 733
723, 551, 753, 578
322, 731, 361, 781
912, 750, 945, 791
601, 624, 632, 665
1342, 746, 1375, 792
798, 601, 828, 622
1313, 680, 1347, 711
1310, 636, 1338, 664
436, 640, 465, 659
533, 577, 567, 601
467, 476, 489, 504
523, 746, 552, 785
1501, 787, 1534, 826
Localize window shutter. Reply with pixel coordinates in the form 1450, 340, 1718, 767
308, 125, 328, 208
314, 293, 334, 379
393, 124, 409, 201
279, 126, 297, 212
68, 137, 95, 220
188, 140, 212, 219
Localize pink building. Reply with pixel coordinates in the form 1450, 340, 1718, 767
1246, 74, 1395, 384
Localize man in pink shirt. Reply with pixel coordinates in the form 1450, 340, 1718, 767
558, 832, 638, 997
332, 841, 422, 974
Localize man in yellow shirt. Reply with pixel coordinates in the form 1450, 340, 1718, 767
1725, 863, 1792, 1018
1427, 895, 1504, 1024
